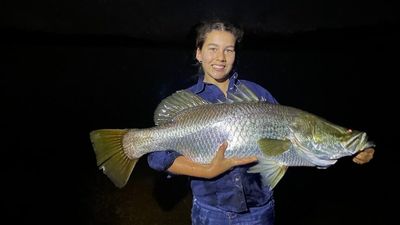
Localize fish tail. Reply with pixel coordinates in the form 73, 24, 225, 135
90, 129, 138, 188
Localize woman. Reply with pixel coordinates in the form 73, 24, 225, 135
147, 20, 375, 225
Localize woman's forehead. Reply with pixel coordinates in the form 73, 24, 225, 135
203, 30, 236, 45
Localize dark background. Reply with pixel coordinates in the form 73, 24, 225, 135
1, 1, 399, 225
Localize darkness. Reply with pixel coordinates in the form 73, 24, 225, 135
1, 1, 399, 225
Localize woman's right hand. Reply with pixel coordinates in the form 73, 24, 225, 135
205, 141, 258, 178
167, 141, 258, 179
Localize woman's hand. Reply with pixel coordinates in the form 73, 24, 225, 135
205, 142, 257, 178
167, 141, 257, 179
352, 148, 375, 164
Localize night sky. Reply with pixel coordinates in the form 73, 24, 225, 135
2, 1, 399, 225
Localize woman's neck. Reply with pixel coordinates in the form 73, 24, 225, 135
203, 75, 229, 96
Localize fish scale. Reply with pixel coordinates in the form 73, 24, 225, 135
124, 103, 294, 163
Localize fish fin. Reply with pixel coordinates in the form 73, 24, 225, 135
90, 129, 138, 188
225, 83, 260, 103
154, 90, 210, 125
257, 138, 292, 156
248, 159, 288, 190
317, 166, 329, 169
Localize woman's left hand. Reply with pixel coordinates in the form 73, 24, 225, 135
352, 148, 375, 164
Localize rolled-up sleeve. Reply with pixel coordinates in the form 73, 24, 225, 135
147, 150, 182, 172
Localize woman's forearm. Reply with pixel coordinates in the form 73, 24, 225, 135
167, 142, 257, 179
167, 156, 214, 178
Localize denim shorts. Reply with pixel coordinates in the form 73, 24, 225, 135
191, 198, 275, 225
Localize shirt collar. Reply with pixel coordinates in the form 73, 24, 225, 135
192, 71, 239, 94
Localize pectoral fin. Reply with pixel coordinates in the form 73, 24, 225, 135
248, 159, 288, 190
257, 138, 292, 156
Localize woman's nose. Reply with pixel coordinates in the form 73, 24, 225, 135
216, 50, 226, 62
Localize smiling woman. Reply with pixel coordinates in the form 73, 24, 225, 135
196, 30, 236, 93
144, 20, 376, 225
193, 21, 243, 95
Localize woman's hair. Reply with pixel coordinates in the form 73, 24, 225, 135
195, 20, 244, 49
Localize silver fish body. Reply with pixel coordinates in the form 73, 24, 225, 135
124, 102, 294, 163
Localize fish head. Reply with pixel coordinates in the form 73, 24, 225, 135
291, 113, 374, 164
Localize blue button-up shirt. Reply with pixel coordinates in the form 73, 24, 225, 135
147, 72, 279, 212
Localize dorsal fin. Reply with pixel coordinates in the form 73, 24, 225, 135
154, 90, 210, 125
224, 83, 261, 103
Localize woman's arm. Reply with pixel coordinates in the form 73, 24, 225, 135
167, 142, 258, 179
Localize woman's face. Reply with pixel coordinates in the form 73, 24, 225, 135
196, 30, 236, 82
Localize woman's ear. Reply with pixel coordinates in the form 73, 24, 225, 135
195, 48, 202, 62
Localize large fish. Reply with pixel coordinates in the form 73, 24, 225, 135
90, 84, 374, 189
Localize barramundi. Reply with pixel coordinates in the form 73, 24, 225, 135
90, 84, 374, 189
